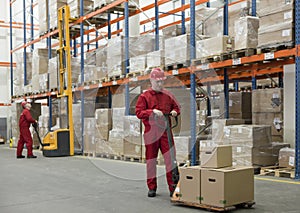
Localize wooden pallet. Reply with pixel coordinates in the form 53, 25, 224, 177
193, 53, 232, 65
232, 48, 256, 58
126, 71, 144, 78
96, 153, 122, 160
170, 199, 255, 212
83, 151, 96, 157
257, 41, 294, 54
259, 166, 295, 179
122, 155, 144, 163
165, 61, 190, 71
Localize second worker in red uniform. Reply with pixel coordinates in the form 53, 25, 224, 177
135, 67, 181, 198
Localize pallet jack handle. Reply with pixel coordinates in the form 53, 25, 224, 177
163, 114, 180, 186
32, 123, 50, 147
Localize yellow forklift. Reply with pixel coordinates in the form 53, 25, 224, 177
42, 5, 74, 157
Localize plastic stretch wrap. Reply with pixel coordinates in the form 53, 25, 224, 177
67, 0, 94, 17
49, 0, 67, 29
164, 34, 192, 65
129, 55, 147, 73
252, 88, 283, 113
234, 16, 259, 50
257, 0, 294, 47
48, 57, 58, 90
196, 35, 234, 59
38, 0, 48, 35
279, 147, 295, 168
146, 50, 165, 68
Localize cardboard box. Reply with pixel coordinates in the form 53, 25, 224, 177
123, 136, 142, 158
201, 166, 254, 207
179, 166, 201, 204
234, 16, 259, 50
200, 145, 232, 168
252, 88, 283, 113
211, 119, 245, 142
196, 36, 234, 59
279, 147, 295, 168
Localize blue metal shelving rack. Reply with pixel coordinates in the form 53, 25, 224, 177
190, 0, 197, 166
295, 0, 300, 180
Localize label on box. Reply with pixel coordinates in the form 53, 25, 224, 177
289, 156, 294, 166
282, 29, 290, 37
229, 99, 233, 107
237, 147, 242, 153
272, 93, 279, 99
284, 11, 293, 20
224, 127, 230, 137
238, 127, 243, 134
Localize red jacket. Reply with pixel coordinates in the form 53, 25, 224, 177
19, 109, 36, 128
136, 88, 180, 134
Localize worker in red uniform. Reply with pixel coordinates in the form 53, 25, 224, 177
136, 67, 181, 198
16, 101, 38, 159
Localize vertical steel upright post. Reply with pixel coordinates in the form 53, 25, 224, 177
251, 0, 256, 16
154, 0, 159, 50
124, 1, 130, 115
117, 14, 120, 36
30, 0, 34, 50
278, 72, 283, 88
190, 0, 197, 166
251, 0, 257, 90
234, 81, 239, 91
87, 27, 90, 51
108, 13, 111, 39
294, 0, 300, 180
223, 0, 229, 119
95, 31, 99, 49
207, 83, 211, 116
73, 38, 77, 57
181, 0, 186, 35
23, 0, 27, 85
10, 1, 13, 96
47, 0, 53, 130
80, 0, 85, 153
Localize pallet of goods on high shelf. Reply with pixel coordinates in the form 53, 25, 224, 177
164, 34, 193, 70
93, 0, 137, 12
233, 16, 259, 57
257, 0, 294, 53
195, 35, 234, 64
106, 35, 163, 78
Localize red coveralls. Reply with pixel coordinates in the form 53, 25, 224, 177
135, 88, 180, 192
16, 108, 36, 157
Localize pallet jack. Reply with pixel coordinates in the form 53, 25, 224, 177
41, 5, 75, 157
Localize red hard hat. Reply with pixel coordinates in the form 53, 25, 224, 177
150, 67, 166, 81
21, 101, 27, 108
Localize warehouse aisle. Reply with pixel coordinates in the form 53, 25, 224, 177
0, 145, 300, 213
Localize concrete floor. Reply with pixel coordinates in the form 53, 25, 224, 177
1, 145, 300, 213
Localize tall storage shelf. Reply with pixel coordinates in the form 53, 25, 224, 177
8, 0, 300, 179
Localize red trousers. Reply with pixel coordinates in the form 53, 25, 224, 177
16, 127, 33, 156
145, 131, 176, 192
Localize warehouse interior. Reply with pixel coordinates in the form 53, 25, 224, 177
1, 0, 300, 212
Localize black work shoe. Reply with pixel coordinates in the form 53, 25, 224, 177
170, 190, 174, 197
27, 155, 37, 158
148, 190, 156, 197
17, 155, 25, 159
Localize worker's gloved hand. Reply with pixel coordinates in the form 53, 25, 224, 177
32, 122, 38, 129
170, 110, 177, 117
153, 109, 163, 117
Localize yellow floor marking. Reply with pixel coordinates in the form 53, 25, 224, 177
255, 176, 300, 185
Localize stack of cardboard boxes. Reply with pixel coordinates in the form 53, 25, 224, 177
178, 145, 254, 208
252, 88, 284, 142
